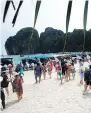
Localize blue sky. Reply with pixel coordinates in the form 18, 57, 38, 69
0, 0, 91, 55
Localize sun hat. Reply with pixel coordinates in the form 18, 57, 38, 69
4, 64, 7, 68
8, 64, 12, 66
13, 72, 19, 76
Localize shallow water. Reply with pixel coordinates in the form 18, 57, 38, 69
1, 54, 56, 65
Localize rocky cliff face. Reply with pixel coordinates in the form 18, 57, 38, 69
5, 27, 40, 55
5, 27, 91, 55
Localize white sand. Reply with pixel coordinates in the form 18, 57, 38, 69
1, 63, 91, 113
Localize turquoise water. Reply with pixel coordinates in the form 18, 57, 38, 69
1, 52, 90, 65
1, 54, 55, 65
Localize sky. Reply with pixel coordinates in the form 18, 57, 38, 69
0, 0, 91, 55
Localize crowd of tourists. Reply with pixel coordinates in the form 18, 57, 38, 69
34, 59, 76, 84
0, 56, 91, 110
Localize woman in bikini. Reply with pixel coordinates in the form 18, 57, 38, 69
66, 63, 72, 81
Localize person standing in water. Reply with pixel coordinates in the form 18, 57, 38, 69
34, 63, 42, 83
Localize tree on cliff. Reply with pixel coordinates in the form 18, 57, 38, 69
5, 27, 40, 55
40, 27, 64, 53
5, 27, 91, 55
66, 29, 91, 52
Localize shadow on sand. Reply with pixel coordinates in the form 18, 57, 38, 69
6, 100, 18, 109
82, 92, 91, 99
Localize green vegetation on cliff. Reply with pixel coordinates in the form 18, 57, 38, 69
5, 27, 91, 55
5, 27, 40, 55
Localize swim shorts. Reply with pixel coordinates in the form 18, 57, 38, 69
86, 81, 91, 85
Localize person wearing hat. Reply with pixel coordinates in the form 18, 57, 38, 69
0, 76, 6, 109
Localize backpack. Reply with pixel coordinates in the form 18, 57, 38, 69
1, 67, 6, 72
15, 65, 20, 72
88, 70, 91, 81
84, 69, 91, 81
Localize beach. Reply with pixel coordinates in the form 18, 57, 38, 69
1, 63, 91, 113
